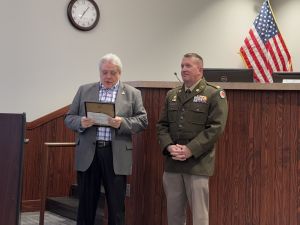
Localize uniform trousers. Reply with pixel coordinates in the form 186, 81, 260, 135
76, 144, 127, 225
163, 172, 209, 225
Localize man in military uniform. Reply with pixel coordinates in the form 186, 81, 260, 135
157, 53, 228, 225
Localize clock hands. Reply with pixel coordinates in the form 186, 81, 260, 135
80, 7, 90, 19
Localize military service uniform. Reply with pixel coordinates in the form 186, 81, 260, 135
157, 78, 228, 225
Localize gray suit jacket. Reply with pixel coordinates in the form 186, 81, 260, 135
64, 81, 148, 175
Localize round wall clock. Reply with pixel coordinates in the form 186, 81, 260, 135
67, 0, 100, 31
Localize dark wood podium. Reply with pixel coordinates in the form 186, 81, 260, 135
20, 82, 300, 225
0, 113, 26, 225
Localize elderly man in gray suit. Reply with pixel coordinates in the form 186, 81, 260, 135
65, 53, 148, 225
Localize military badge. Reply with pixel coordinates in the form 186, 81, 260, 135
172, 95, 177, 102
220, 90, 226, 99
193, 95, 207, 103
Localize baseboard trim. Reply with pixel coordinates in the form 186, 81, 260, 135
21, 199, 40, 212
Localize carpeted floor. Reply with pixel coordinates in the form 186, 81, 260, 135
21, 211, 75, 225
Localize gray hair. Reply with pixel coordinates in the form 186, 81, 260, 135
183, 53, 203, 64
99, 53, 123, 73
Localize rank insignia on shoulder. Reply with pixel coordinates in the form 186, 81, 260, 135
193, 95, 207, 103
220, 90, 226, 99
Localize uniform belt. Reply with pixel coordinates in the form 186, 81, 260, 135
96, 140, 112, 148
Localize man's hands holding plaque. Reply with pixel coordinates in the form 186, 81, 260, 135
81, 116, 122, 128
84, 102, 116, 127
108, 116, 122, 128
81, 117, 94, 128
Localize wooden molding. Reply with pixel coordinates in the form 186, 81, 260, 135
26, 105, 69, 130
126, 80, 300, 90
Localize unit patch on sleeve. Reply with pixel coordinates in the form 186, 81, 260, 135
220, 90, 226, 99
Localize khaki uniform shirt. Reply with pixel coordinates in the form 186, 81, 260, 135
157, 79, 228, 176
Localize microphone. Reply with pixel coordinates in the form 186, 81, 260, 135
174, 72, 182, 83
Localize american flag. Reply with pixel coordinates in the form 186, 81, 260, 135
240, 0, 292, 83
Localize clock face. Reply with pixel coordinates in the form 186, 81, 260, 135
67, 0, 100, 31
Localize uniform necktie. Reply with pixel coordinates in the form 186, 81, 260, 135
185, 89, 191, 98
186, 89, 191, 93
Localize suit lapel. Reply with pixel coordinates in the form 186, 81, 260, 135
115, 82, 126, 115
111, 82, 125, 139
87, 83, 100, 102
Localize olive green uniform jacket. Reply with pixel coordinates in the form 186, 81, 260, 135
156, 79, 228, 176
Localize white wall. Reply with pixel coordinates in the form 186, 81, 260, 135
0, 0, 299, 121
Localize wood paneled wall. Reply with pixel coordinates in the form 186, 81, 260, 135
22, 106, 76, 211
21, 85, 300, 225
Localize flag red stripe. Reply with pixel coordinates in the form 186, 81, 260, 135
240, 47, 260, 82
249, 29, 273, 79
272, 37, 286, 70
276, 34, 292, 71
277, 33, 291, 61
241, 41, 265, 82
244, 37, 270, 82
265, 41, 281, 71
240, 46, 251, 68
